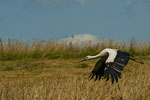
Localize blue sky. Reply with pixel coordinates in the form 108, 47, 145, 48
0, 0, 150, 41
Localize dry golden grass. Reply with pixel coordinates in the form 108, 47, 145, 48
0, 58, 150, 100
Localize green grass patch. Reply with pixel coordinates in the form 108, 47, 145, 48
76, 63, 89, 68
3, 66, 14, 71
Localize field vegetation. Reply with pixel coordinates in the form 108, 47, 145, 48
0, 38, 150, 60
0, 38, 150, 100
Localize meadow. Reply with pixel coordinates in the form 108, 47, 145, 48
0, 38, 150, 100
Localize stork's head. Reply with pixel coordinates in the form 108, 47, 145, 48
79, 56, 95, 62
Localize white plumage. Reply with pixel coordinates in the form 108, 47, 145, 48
104, 48, 117, 63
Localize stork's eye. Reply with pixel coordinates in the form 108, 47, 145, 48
85, 56, 88, 59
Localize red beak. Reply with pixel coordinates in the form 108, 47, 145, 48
79, 58, 86, 63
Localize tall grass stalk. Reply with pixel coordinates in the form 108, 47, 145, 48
0, 38, 149, 60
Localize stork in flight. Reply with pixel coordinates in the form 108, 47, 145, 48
79, 48, 144, 84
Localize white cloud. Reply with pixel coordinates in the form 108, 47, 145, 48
59, 33, 99, 46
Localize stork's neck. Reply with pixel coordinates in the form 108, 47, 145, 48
88, 54, 100, 59
88, 49, 108, 60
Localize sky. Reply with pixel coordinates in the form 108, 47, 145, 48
0, 0, 150, 41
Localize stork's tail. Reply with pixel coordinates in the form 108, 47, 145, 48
130, 57, 144, 64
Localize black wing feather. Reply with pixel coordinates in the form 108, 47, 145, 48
104, 68, 109, 81
98, 74, 102, 80
114, 50, 130, 65
110, 73, 114, 84
113, 64, 124, 71
90, 73, 94, 80
110, 68, 119, 82
111, 68, 121, 79
95, 73, 98, 81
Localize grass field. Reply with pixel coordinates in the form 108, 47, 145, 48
0, 57, 150, 100
0, 38, 150, 100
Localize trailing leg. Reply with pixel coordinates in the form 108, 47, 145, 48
130, 57, 144, 64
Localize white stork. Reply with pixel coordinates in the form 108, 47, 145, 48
79, 48, 144, 84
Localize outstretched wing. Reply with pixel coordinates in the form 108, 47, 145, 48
89, 50, 130, 84
104, 50, 130, 84
89, 53, 109, 81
